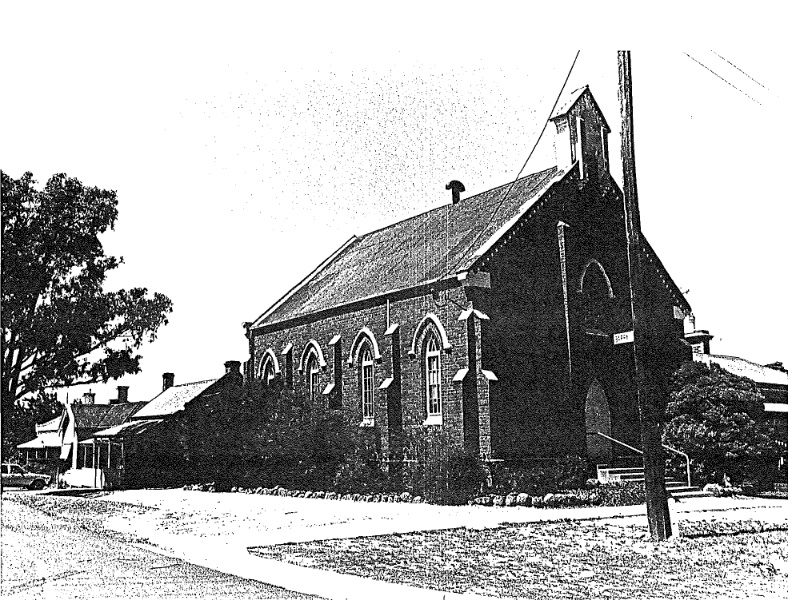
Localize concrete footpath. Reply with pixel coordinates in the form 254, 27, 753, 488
94, 490, 788, 600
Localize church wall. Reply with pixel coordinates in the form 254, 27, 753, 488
249, 285, 476, 460
471, 169, 585, 460
473, 166, 688, 463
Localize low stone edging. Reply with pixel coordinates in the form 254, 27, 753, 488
183, 483, 425, 504
182, 483, 605, 508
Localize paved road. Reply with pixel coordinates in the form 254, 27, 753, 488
0, 492, 320, 599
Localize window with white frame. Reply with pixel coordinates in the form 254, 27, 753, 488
361, 346, 374, 420
425, 336, 441, 418
306, 351, 320, 404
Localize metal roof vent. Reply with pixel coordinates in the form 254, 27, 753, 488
446, 180, 465, 204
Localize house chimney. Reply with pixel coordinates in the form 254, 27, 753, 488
445, 180, 465, 204
162, 372, 175, 391
116, 386, 129, 403
224, 360, 242, 375
684, 329, 713, 356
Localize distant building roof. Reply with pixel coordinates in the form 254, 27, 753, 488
36, 415, 62, 434
132, 379, 218, 420
91, 419, 163, 439
72, 402, 147, 430
17, 431, 62, 449
699, 353, 788, 387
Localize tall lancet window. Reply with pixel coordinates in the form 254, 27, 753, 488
305, 351, 320, 404
425, 336, 441, 417
361, 346, 374, 421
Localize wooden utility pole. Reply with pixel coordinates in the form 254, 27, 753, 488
618, 50, 672, 541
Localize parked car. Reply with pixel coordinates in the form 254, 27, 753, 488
1, 463, 51, 490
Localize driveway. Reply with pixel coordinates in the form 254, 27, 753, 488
0, 492, 320, 599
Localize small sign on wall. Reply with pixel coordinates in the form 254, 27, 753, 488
613, 330, 634, 345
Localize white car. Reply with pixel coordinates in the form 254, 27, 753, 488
1, 463, 51, 490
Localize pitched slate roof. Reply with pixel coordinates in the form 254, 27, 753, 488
72, 402, 147, 430
132, 379, 218, 419
254, 166, 566, 327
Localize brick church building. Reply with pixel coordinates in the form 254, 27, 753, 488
245, 86, 691, 467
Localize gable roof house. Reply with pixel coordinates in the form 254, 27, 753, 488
88, 363, 244, 489
246, 87, 691, 468
44, 363, 243, 490
17, 415, 64, 463
684, 325, 788, 475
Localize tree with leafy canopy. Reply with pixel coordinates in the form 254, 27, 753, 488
663, 361, 782, 487
1, 170, 173, 456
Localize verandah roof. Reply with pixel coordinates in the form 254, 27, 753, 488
17, 432, 62, 449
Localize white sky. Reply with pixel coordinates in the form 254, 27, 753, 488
2, 3, 786, 405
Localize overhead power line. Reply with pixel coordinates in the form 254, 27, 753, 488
711, 50, 769, 91
440, 50, 581, 280
684, 52, 762, 106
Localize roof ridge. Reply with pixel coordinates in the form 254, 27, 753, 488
75, 401, 146, 410
709, 353, 774, 369
169, 378, 218, 388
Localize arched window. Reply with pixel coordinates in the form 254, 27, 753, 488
360, 346, 374, 421
305, 350, 320, 404
261, 358, 276, 386
578, 258, 615, 332
258, 348, 281, 386
425, 335, 441, 418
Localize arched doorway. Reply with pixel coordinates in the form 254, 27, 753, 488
585, 379, 612, 465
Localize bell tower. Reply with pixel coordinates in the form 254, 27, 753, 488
550, 86, 611, 182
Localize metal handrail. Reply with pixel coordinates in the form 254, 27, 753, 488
593, 431, 643, 456
590, 431, 691, 487
662, 444, 692, 488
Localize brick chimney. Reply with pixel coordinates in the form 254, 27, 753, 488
162, 372, 175, 391
116, 386, 129, 403
684, 313, 714, 358
224, 360, 241, 375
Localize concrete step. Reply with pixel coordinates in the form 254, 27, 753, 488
597, 466, 646, 483
665, 480, 690, 488
666, 485, 697, 494
671, 488, 712, 499
603, 467, 644, 473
